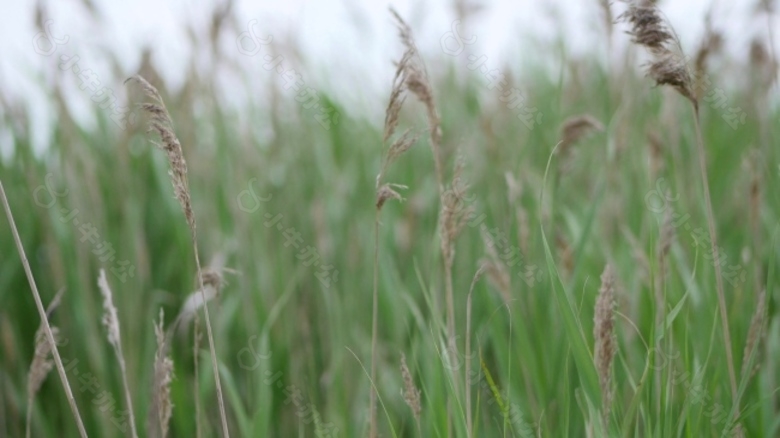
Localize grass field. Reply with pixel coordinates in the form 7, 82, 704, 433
1, 3, 779, 437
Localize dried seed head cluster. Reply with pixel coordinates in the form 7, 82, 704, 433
26, 288, 65, 438
558, 115, 605, 157
28, 327, 60, 397
97, 269, 121, 347
27, 289, 64, 398
619, 1, 696, 102
389, 9, 441, 147
594, 264, 617, 415
440, 156, 474, 268
125, 75, 195, 233
400, 353, 421, 420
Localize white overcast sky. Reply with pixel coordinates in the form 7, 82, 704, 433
0, 0, 774, 155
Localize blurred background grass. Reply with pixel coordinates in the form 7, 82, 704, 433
1, 1, 779, 437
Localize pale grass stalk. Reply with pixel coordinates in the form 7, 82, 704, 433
370, 207, 380, 438
465, 265, 486, 438
97, 269, 138, 438
691, 104, 737, 401
194, 314, 203, 438
152, 309, 174, 438
126, 75, 229, 436
0, 181, 88, 438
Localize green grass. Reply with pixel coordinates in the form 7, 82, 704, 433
0, 53, 778, 437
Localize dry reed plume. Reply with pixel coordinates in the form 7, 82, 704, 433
126, 75, 229, 436
26, 288, 64, 438
386, 12, 462, 380
97, 269, 138, 438
400, 353, 422, 436
558, 115, 605, 159
370, 12, 422, 432
618, 0, 738, 404
594, 265, 616, 421
1, 181, 88, 438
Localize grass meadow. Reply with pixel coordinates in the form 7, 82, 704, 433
1, 2, 779, 437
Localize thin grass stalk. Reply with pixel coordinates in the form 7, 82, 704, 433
465, 265, 486, 438
370, 208, 380, 438
194, 314, 202, 438
0, 181, 88, 438
691, 104, 738, 402
97, 270, 138, 438
192, 241, 229, 436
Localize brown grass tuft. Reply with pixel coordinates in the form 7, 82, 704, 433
594, 264, 617, 420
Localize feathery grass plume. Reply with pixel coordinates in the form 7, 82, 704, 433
440, 155, 475, 366
594, 264, 616, 421
619, 1, 696, 102
150, 309, 174, 438
558, 115, 605, 157
126, 75, 229, 436
399, 353, 421, 435
26, 288, 64, 438
619, 0, 738, 403
741, 289, 767, 381
1, 181, 88, 438
389, 8, 444, 194
369, 12, 433, 435
97, 270, 138, 438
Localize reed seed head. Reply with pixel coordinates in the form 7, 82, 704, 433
97, 269, 121, 347
440, 155, 474, 267
619, 1, 696, 102
376, 183, 406, 210
594, 264, 617, 413
400, 353, 421, 420
126, 75, 195, 233
27, 289, 65, 398
558, 115, 605, 156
